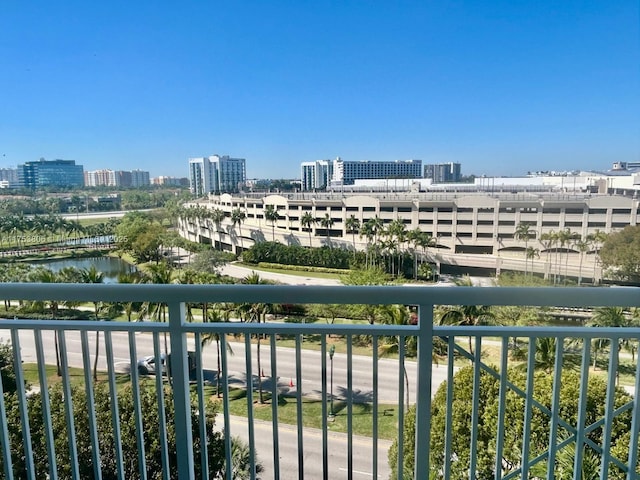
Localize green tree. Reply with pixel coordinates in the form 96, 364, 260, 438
390, 366, 634, 479
438, 304, 494, 354
345, 215, 360, 252
263, 204, 279, 241
230, 208, 246, 252
599, 225, 640, 282
300, 212, 315, 247
79, 265, 105, 381
320, 213, 334, 244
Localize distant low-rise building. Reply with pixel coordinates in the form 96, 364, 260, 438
0, 168, 18, 188
18, 159, 84, 189
152, 176, 189, 186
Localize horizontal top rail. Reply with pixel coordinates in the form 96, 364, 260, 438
0, 283, 637, 308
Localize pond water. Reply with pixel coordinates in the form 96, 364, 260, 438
36, 257, 137, 284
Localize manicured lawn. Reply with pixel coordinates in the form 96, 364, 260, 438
236, 262, 344, 280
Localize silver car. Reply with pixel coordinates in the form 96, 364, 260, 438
137, 354, 167, 375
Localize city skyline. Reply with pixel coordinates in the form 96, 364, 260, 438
1, 2, 638, 179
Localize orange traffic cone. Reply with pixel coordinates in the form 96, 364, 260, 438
289, 378, 294, 387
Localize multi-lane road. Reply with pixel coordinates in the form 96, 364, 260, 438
6, 329, 451, 479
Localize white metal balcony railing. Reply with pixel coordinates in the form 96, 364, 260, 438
0, 283, 638, 479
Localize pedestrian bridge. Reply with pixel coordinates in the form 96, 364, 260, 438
0, 283, 638, 479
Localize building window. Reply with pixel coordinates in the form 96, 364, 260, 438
418, 207, 434, 212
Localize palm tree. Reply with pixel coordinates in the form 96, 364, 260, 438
514, 222, 532, 273
439, 304, 494, 354
557, 228, 573, 284
589, 307, 635, 382
263, 205, 279, 241
345, 215, 360, 252
80, 266, 105, 381
202, 307, 234, 397
574, 238, 590, 285
525, 247, 539, 277
139, 261, 174, 356
379, 305, 414, 410
587, 229, 607, 285
211, 208, 226, 250
320, 213, 334, 245
300, 212, 315, 247
231, 208, 246, 253
242, 272, 271, 404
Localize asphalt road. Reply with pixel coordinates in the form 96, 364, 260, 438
6, 329, 450, 478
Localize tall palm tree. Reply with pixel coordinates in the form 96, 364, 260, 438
379, 305, 414, 410
514, 222, 533, 273
345, 215, 360, 252
231, 208, 246, 252
80, 266, 105, 381
320, 213, 334, 245
202, 307, 234, 397
574, 238, 590, 285
241, 272, 271, 404
139, 261, 174, 356
211, 208, 226, 250
525, 247, 539, 277
587, 229, 607, 285
557, 228, 573, 284
300, 212, 315, 247
263, 205, 279, 241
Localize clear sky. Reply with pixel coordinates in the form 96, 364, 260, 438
0, 1, 638, 179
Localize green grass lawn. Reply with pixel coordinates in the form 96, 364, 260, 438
236, 262, 344, 280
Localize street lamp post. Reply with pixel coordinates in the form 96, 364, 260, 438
328, 344, 335, 417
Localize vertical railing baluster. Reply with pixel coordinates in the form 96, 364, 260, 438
321, 335, 328, 480
127, 331, 146, 479
244, 334, 257, 478
627, 339, 640, 480
0, 330, 13, 480
347, 334, 353, 480
153, 332, 170, 480
469, 336, 482, 478
443, 336, 455, 479
520, 336, 537, 478
372, 335, 379, 480
167, 301, 194, 480
295, 334, 304, 480
600, 336, 619, 480
34, 330, 57, 480
79, 331, 102, 480
221, 334, 233, 480
396, 335, 405, 480
104, 330, 125, 480
194, 333, 209, 478
58, 331, 81, 480
547, 337, 564, 480
494, 337, 509, 480
270, 334, 281, 479
574, 337, 591, 477
414, 303, 434, 480
10, 330, 35, 479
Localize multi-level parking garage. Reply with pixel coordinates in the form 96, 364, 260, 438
179, 192, 639, 283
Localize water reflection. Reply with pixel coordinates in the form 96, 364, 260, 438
37, 257, 137, 284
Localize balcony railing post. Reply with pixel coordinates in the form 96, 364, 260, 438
168, 300, 195, 480
414, 303, 434, 479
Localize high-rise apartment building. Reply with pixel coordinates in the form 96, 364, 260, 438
130, 169, 151, 187
18, 159, 84, 189
301, 159, 334, 191
330, 158, 422, 186
85, 169, 118, 187
189, 155, 246, 195
424, 162, 462, 183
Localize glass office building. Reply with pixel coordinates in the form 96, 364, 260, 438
18, 159, 84, 189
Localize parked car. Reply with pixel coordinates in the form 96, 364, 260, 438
137, 352, 197, 377
137, 354, 167, 375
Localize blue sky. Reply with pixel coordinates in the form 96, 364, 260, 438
0, 1, 638, 179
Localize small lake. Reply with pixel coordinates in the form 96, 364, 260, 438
36, 257, 137, 284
